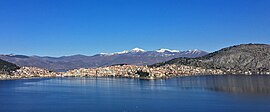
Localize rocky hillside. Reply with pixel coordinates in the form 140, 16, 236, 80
152, 44, 270, 74
0, 48, 207, 72
0, 59, 19, 74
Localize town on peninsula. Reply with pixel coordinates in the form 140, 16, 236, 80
0, 44, 270, 80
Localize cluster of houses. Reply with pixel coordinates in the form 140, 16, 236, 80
1, 64, 269, 80
64, 64, 226, 79
0, 67, 58, 80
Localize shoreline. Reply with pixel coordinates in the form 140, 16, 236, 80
1, 73, 270, 81
1, 64, 269, 81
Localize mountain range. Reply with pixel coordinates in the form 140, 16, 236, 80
0, 48, 208, 71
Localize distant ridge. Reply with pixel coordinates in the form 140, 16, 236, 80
152, 44, 270, 74
0, 48, 208, 71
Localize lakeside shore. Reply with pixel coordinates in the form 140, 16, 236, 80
1, 65, 270, 80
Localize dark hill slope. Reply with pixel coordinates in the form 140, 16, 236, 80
0, 59, 19, 74
152, 44, 270, 74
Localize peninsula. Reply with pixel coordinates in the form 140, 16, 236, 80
0, 44, 269, 80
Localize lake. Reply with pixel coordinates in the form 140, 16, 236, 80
1, 75, 270, 112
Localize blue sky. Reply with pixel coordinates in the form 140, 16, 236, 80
0, 0, 269, 56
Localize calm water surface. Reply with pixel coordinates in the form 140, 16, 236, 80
1, 76, 270, 112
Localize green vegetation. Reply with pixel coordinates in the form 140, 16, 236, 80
136, 70, 150, 77
0, 59, 19, 74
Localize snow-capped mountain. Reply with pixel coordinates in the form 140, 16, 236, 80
98, 48, 207, 57
0, 48, 208, 71
156, 49, 180, 53
130, 48, 145, 52
100, 48, 146, 56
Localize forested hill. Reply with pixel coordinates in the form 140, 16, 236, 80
0, 59, 19, 74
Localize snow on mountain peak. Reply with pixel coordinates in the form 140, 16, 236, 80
187, 49, 204, 54
99, 48, 145, 56
99, 53, 113, 56
114, 50, 129, 54
131, 48, 145, 52
98, 48, 205, 56
99, 53, 108, 55
156, 49, 180, 53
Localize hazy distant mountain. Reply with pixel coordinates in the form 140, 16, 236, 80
0, 48, 208, 71
152, 44, 270, 74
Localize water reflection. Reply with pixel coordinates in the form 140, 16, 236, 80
5, 76, 270, 95
2, 76, 270, 112
175, 75, 270, 94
